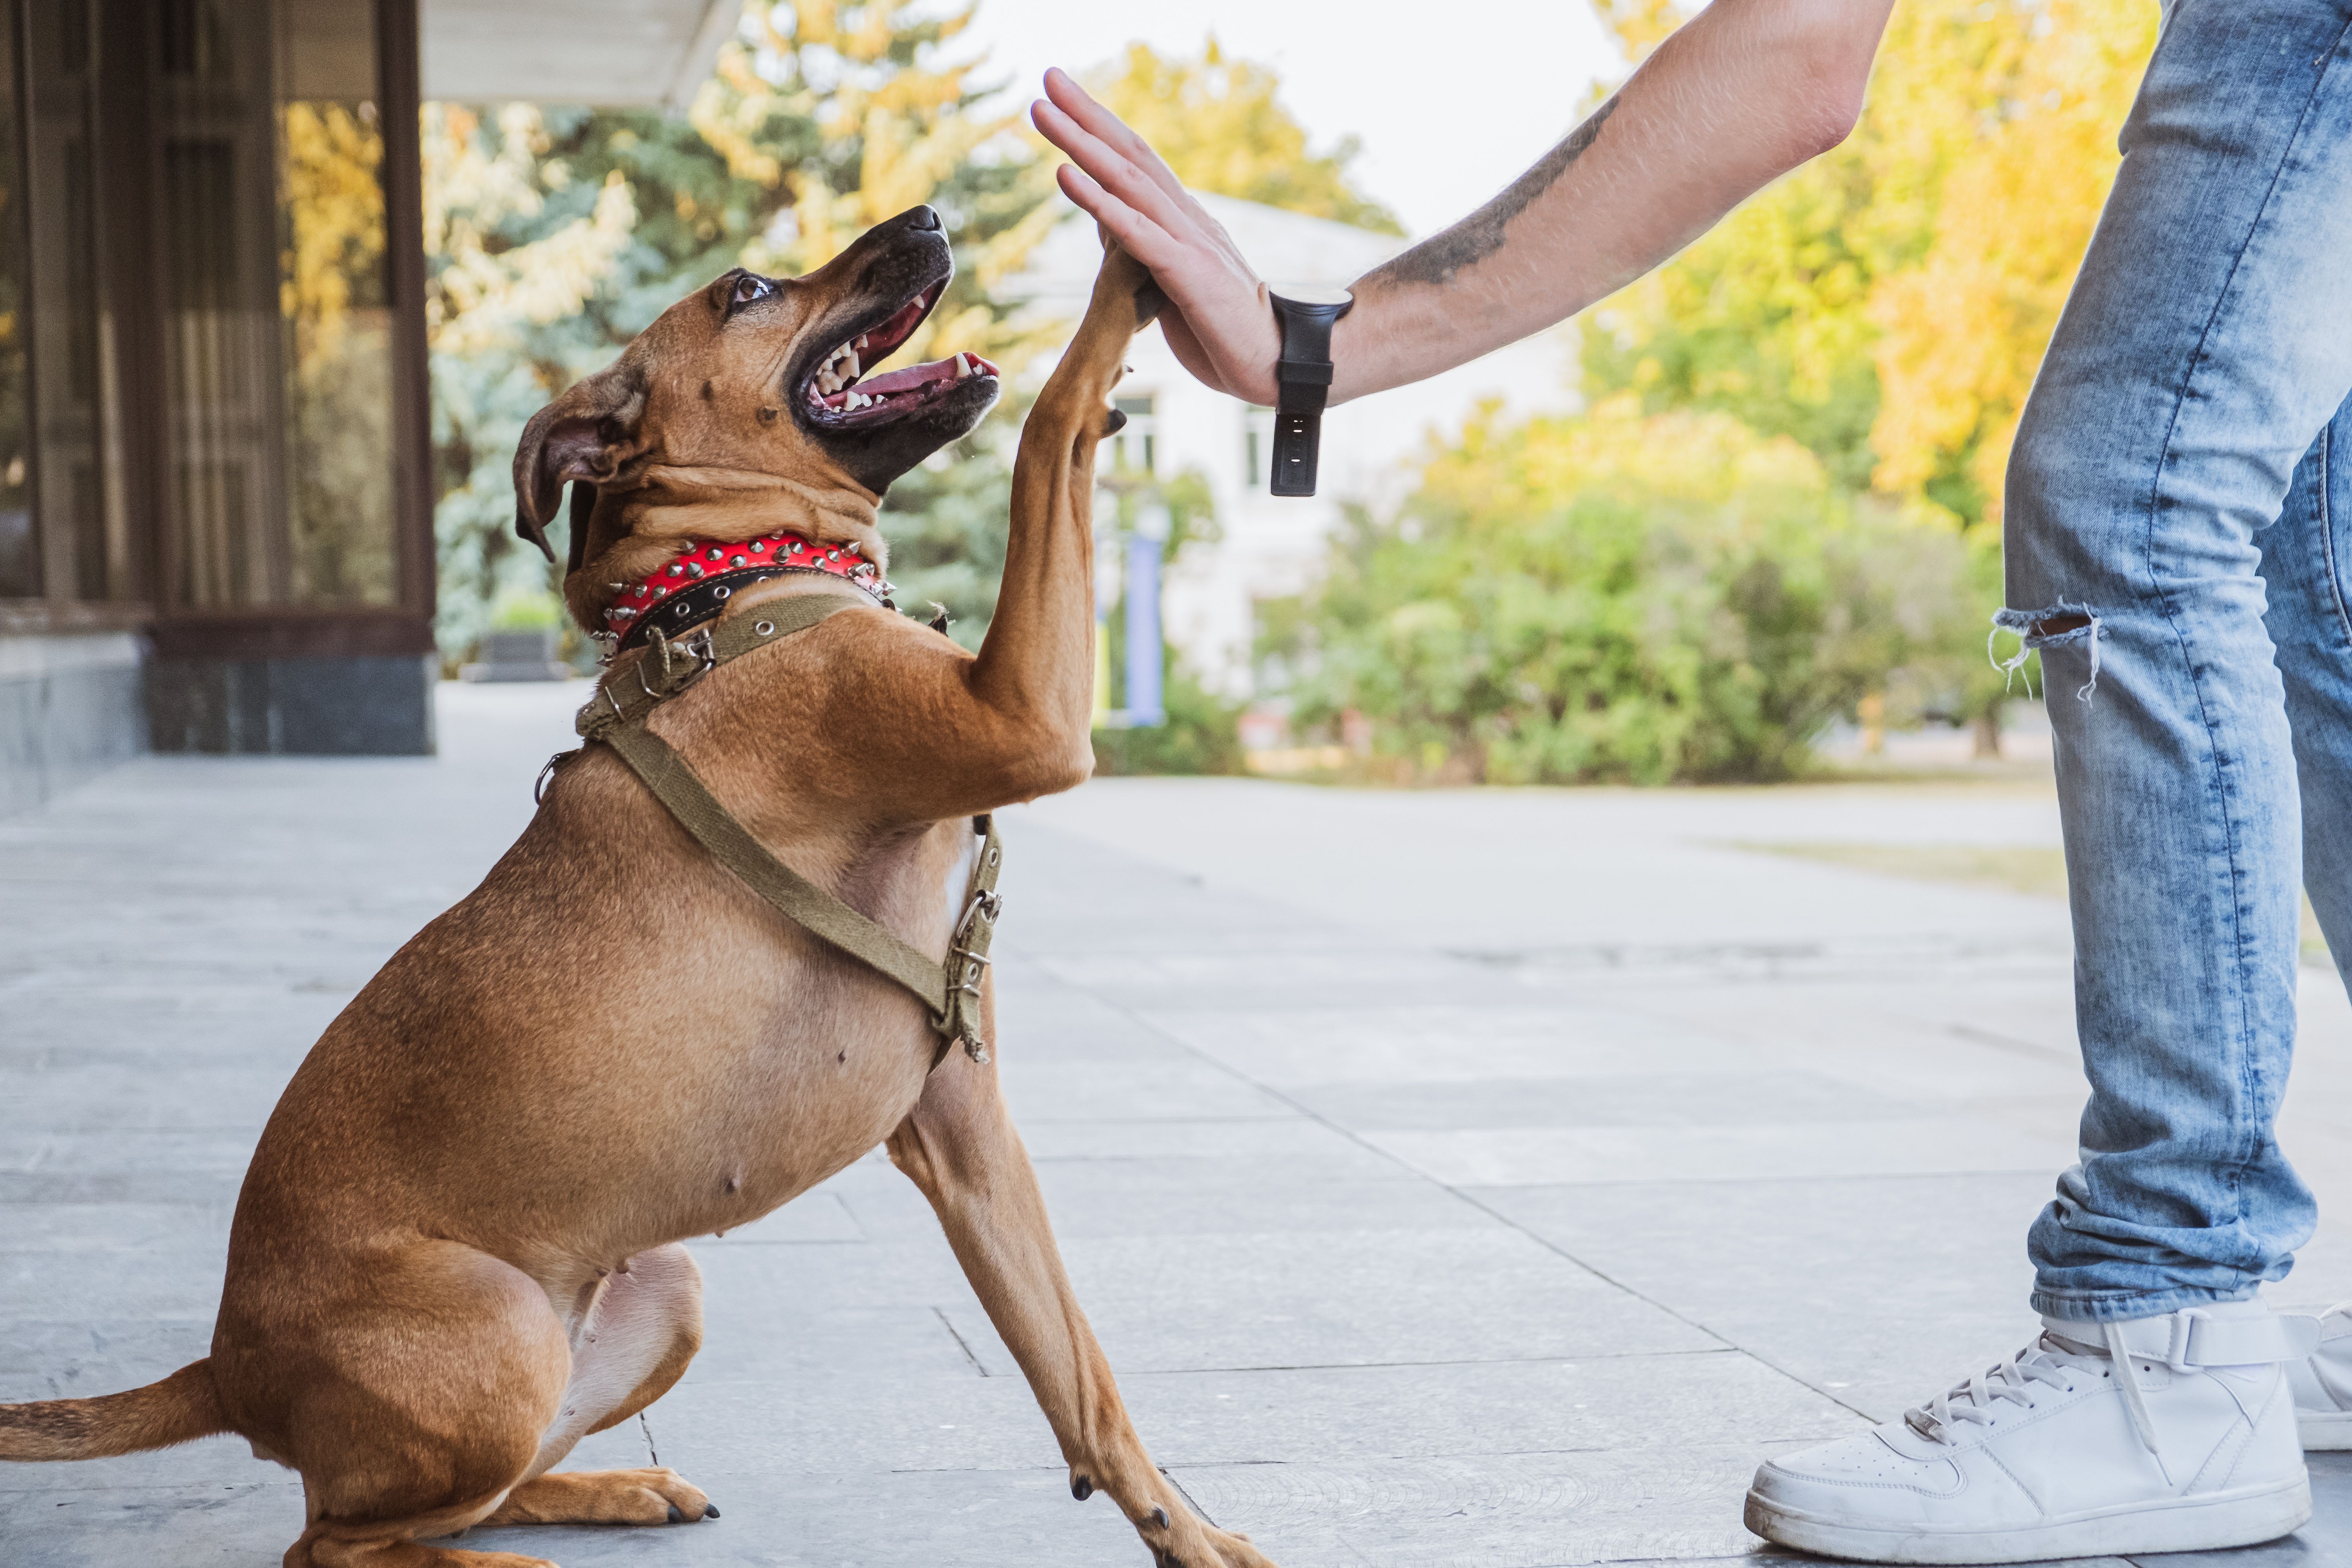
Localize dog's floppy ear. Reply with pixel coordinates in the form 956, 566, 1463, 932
512, 366, 646, 564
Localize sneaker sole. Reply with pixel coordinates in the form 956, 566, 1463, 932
1744, 1475, 2310, 1565
2301, 1410, 2352, 1451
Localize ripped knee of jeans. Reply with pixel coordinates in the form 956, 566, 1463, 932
1989, 602, 2105, 701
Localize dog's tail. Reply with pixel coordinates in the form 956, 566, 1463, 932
0, 1359, 233, 1461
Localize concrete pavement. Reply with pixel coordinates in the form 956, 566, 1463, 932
6, 684, 2352, 1568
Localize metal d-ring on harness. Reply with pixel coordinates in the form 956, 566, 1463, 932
557, 592, 1004, 1069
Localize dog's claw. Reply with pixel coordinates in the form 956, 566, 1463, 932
1151, 1506, 1171, 1530
703, 1503, 720, 1519
1072, 1475, 1093, 1501
668, 1503, 684, 1523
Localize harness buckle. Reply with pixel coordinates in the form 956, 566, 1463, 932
955, 952, 992, 995
638, 626, 717, 702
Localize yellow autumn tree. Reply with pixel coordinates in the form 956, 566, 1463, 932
1867, 0, 2160, 521
1089, 40, 1401, 235
1581, 0, 2157, 524
692, 0, 1064, 375
421, 104, 638, 359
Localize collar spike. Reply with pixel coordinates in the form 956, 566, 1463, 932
603, 530, 892, 650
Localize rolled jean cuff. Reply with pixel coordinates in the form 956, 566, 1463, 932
2031, 1282, 2266, 1325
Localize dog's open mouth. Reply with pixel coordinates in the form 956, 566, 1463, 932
800, 283, 999, 426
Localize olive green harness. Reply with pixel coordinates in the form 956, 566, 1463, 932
564, 592, 1002, 1069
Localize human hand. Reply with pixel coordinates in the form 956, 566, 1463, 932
1030, 68, 1283, 406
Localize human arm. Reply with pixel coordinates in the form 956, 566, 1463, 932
1030, 0, 1895, 406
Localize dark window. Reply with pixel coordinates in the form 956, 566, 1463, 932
22, 0, 125, 603
158, 0, 396, 610
0, 0, 31, 597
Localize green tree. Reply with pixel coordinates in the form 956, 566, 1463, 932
424, 1, 1059, 662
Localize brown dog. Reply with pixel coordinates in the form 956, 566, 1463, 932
0, 208, 1274, 1568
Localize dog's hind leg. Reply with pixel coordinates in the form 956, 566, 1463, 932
253, 1241, 573, 1568
475, 1243, 715, 1527
888, 1056, 1279, 1568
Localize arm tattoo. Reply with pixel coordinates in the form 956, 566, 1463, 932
1361, 98, 1619, 291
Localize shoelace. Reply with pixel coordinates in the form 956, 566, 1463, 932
1904, 1325, 2171, 1480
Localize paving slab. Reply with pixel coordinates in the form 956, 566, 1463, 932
7, 691, 2352, 1568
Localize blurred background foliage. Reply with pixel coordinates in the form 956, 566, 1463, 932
1089, 40, 1402, 235
1269, 0, 2159, 782
422, 0, 2156, 783
1291, 397, 1996, 784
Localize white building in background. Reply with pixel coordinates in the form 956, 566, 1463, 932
1010, 194, 1582, 699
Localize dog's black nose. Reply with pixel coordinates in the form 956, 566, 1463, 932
904, 205, 942, 232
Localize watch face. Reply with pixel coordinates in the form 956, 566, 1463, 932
1268, 283, 1355, 308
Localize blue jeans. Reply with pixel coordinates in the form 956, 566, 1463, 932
2001, 0, 2352, 1322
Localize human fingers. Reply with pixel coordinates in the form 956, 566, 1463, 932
1031, 98, 1200, 245
1053, 163, 1185, 275
1054, 165, 1275, 402
1040, 68, 1195, 211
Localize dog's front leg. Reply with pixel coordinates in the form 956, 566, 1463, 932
837, 242, 1158, 823
887, 1062, 1276, 1568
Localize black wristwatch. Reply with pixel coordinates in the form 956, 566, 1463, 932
1267, 285, 1353, 497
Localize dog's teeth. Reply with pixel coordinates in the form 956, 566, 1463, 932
843, 350, 860, 380
854, 334, 869, 351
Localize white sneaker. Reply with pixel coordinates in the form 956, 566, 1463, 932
1745, 1304, 2318, 1564
2287, 1301, 2352, 1449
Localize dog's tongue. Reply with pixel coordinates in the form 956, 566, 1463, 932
860, 356, 965, 397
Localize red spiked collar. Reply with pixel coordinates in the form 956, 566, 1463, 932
604, 532, 892, 650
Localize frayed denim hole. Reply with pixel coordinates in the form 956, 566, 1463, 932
1989, 604, 2105, 701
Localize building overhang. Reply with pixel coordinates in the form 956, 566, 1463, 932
419, 0, 738, 108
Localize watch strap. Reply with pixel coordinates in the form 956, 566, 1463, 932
1269, 289, 1352, 497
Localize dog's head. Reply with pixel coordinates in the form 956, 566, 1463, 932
511, 205, 999, 609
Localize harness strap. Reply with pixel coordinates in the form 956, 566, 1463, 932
568, 590, 1002, 1069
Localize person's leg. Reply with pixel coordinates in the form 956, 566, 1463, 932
2009, 0, 2352, 1321
2263, 395, 2352, 987
2268, 393, 2352, 1446
1749, 0, 2352, 1558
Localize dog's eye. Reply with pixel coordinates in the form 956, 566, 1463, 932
733, 274, 773, 306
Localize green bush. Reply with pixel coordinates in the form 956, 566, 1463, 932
1285, 396, 1997, 784
1093, 665, 1245, 776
